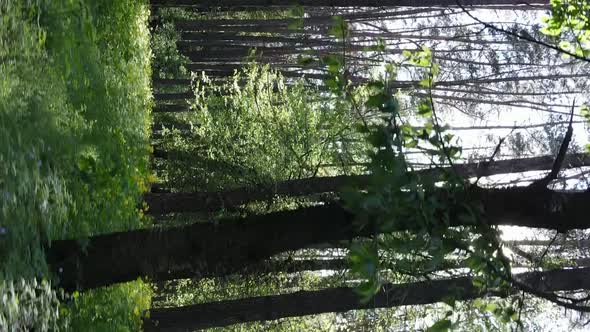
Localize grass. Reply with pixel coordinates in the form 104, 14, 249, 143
1, 0, 154, 330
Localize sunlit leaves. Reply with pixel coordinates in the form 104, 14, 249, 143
0, 279, 66, 331
313, 33, 510, 320
297, 55, 315, 66
418, 100, 433, 117
364, 37, 386, 52
541, 0, 590, 56
3, 1, 152, 331
171, 64, 365, 192
288, 5, 305, 17
322, 54, 343, 74
348, 243, 381, 302
329, 16, 349, 40
426, 319, 452, 332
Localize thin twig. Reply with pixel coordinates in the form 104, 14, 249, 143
473, 132, 512, 186
427, 64, 458, 172
456, 2, 590, 64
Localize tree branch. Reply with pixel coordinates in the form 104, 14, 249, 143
530, 101, 576, 188
456, 2, 590, 63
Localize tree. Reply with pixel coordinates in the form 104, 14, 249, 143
143, 267, 590, 331
47, 186, 590, 291
151, 0, 550, 7
144, 152, 590, 214
144, 5, 590, 331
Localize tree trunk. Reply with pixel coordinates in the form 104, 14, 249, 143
143, 267, 590, 331
151, 0, 549, 7
144, 153, 590, 214
153, 92, 194, 101
46, 205, 360, 292
49, 187, 589, 291
153, 104, 191, 113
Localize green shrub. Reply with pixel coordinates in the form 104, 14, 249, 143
159, 64, 366, 192
66, 281, 152, 332
0, 279, 66, 331
1, 0, 153, 330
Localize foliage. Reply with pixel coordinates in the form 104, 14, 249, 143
582, 105, 590, 152
0, 279, 66, 331
158, 63, 366, 192
150, 7, 292, 81
151, 20, 189, 80
309, 17, 518, 329
542, 0, 590, 57
1, 0, 153, 330
66, 280, 152, 332
154, 271, 343, 331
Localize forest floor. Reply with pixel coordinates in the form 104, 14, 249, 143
1, 1, 154, 330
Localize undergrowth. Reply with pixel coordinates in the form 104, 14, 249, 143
0, 0, 153, 330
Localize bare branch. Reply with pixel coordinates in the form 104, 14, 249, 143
530, 101, 576, 188
456, 2, 590, 63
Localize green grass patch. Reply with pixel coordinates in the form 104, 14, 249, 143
1, 0, 153, 330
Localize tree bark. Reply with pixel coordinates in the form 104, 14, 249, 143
46, 205, 360, 292
151, 0, 549, 7
143, 267, 590, 331
153, 104, 191, 113
144, 153, 590, 214
50, 186, 590, 291
153, 92, 194, 101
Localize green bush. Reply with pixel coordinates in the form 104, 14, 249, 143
1, 0, 153, 330
66, 281, 152, 332
0, 279, 65, 331
159, 64, 367, 192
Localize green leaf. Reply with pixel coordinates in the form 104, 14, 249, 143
419, 76, 433, 87
417, 101, 432, 116
329, 16, 348, 39
288, 18, 304, 30
447, 146, 461, 158
426, 319, 452, 332
322, 54, 341, 66
441, 296, 456, 308
366, 38, 386, 52
355, 280, 381, 303
366, 81, 384, 93
384, 98, 399, 114
559, 40, 572, 49
289, 5, 305, 17
472, 277, 485, 289
297, 56, 315, 66
355, 123, 370, 133
367, 129, 388, 148
325, 77, 340, 91
405, 138, 418, 148
322, 55, 342, 74
485, 303, 499, 313
366, 93, 387, 109
348, 243, 379, 277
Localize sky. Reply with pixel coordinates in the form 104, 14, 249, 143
342, 7, 590, 329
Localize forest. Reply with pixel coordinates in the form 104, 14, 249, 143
1, 0, 590, 331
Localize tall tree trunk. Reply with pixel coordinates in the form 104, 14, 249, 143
49, 188, 589, 291
153, 92, 194, 101
151, 0, 549, 7
46, 205, 359, 292
144, 153, 590, 214
143, 267, 590, 331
